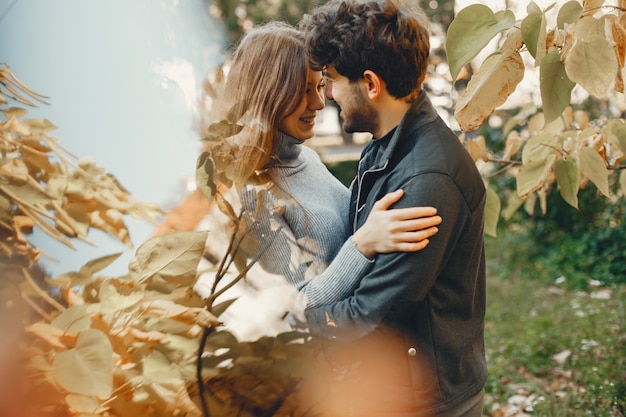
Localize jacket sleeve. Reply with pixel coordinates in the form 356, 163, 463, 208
304, 173, 472, 341
239, 185, 373, 314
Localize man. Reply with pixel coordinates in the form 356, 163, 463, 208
299, 1, 487, 416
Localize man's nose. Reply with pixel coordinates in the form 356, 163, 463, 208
325, 83, 334, 101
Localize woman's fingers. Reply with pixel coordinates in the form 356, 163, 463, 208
390, 206, 438, 219
390, 215, 442, 233
372, 189, 404, 211
394, 226, 439, 242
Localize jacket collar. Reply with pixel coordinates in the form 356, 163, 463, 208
368, 90, 440, 167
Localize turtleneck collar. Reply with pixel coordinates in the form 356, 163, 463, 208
276, 131, 304, 163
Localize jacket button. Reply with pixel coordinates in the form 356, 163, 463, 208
408, 347, 417, 356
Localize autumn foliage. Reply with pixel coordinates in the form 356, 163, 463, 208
447, 0, 626, 236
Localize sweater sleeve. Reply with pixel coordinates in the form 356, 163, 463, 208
239, 185, 373, 314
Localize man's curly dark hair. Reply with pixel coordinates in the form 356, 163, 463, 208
300, 0, 430, 101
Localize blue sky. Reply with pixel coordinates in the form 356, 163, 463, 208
0, 0, 226, 276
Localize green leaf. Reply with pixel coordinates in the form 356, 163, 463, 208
540, 50, 576, 125
454, 49, 525, 131
516, 154, 556, 199
557, 1, 583, 29
196, 151, 217, 203
503, 190, 524, 221
53, 329, 113, 398
484, 185, 501, 237
524, 192, 538, 215
128, 231, 208, 286
554, 157, 579, 209
521, 10, 543, 59
446, 4, 516, 82
578, 147, 610, 197
564, 18, 618, 98
522, 132, 558, 164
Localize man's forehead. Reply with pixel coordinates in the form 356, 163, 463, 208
322, 66, 338, 78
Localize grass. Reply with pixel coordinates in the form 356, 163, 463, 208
483, 238, 626, 416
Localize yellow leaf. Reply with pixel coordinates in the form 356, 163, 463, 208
502, 131, 523, 160
25, 118, 57, 134
142, 299, 221, 328
128, 231, 208, 286
620, 170, 626, 195
466, 135, 489, 162
517, 154, 557, 199
99, 280, 143, 314
573, 111, 590, 130
53, 329, 113, 399
522, 132, 559, 164
455, 49, 525, 131
144, 379, 202, 417
578, 146, 610, 196
51, 304, 93, 334
2, 106, 28, 118
26, 321, 75, 350
564, 17, 619, 98
65, 394, 108, 414
582, 0, 606, 17
2, 116, 30, 135
143, 350, 180, 382
609, 17, 626, 67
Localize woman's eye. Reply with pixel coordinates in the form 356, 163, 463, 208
317, 83, 326, 90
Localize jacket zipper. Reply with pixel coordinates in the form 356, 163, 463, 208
353, 157, 389, 232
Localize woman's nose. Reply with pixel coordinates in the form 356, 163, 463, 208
310, 91, 325, 110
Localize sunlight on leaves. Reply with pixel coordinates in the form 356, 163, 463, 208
128, 231, 208, 285
455, 49, 525, 131
53, 329, 114, 399
564, 18, 618, 98
446, 4, 516, 82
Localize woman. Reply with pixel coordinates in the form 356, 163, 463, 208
198, 21, 441, 336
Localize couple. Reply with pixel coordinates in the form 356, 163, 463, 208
207, 0, 487, 416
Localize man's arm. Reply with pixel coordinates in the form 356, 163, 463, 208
304, 173, 472, 341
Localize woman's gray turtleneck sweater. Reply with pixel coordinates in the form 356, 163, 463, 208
239, 133, 373, 312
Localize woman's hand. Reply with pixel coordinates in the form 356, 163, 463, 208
352, 189, 442, 259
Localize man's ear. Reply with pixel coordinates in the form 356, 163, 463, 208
362, 70, 385, 99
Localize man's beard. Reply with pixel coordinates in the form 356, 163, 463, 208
340, 83, 378, 134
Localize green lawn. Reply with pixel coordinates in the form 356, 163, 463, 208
483, 260, 626, 416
